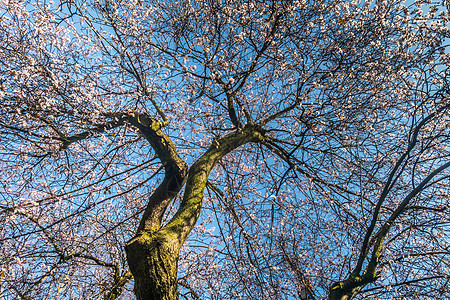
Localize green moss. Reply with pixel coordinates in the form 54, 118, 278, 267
125, 232, 179, 300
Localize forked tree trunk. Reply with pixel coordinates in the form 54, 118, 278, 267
328, 288, 355, 300
125, 123, 265, 300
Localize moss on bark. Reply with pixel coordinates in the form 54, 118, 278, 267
125, 125, 266, 300
125, 232, 179, 300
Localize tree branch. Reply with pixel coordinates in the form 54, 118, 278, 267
163, 125, 266, 246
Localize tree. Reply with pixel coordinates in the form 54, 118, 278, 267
1, 0, 450, 299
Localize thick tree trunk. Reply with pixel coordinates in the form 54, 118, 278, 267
125, 232, 179, 300
328, 273, 376, 300
328, 287, 355, 300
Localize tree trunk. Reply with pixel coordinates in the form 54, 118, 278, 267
125, 232, 179, 300
328, 273, 376, 300
328, 287, 354, 300
125, 125, 265, 300
123, 113, 187, 300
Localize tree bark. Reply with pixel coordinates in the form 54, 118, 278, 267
121, 113, 187, 300
328, 285, 356, 300
328, 273, 376, 300
126, 232, 179, 300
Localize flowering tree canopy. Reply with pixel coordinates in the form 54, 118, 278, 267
1, 0, 450, 299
